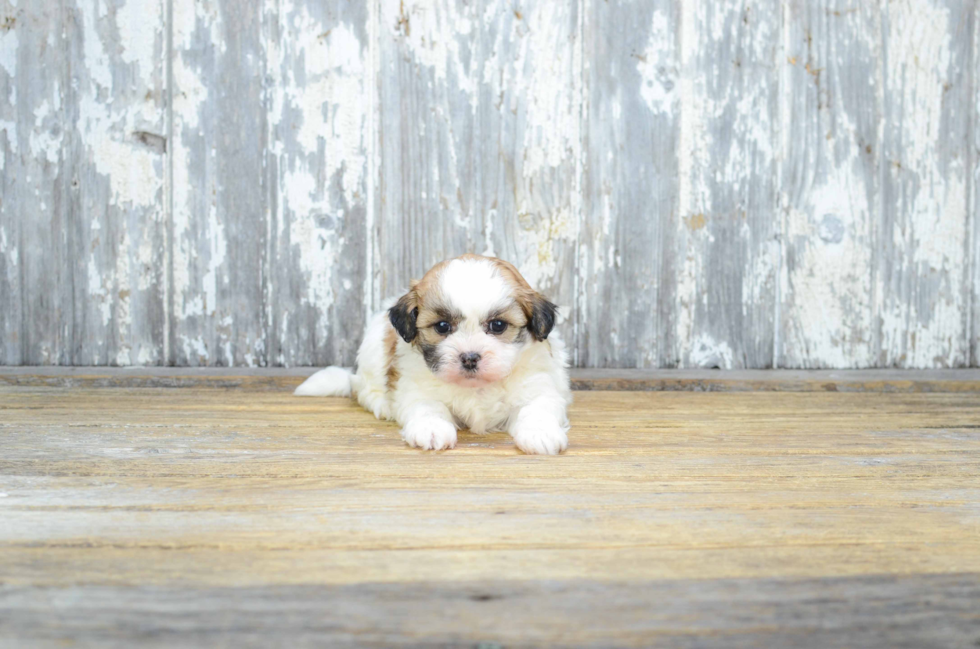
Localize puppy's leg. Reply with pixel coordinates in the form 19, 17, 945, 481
509, 389, 569, 455
398, 399, 458, 451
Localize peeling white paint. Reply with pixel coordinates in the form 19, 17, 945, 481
880, 0, 968, 367
202, 205, 226, 316
0, 25, 18, 78
81, 0, 114, 93
512, 1, 580, 178
76, 1, 163, 208
172, 0, 224, 52
783, 167, 875, 367
29, 98, 62, 165
170, 15, 210, 323
637, 10, 677, 117
180, 334, 209, 364
137, 345, 156, 365
115, 0, 159, 70
282, 168, 338, 314
514, 206, 575, 291
270, 1, 370, 349
4, 0, 977, 369
688, 334, 734, 369
387, 0, 478, 103
0, 224, 15, 267
78, 95, 162, 208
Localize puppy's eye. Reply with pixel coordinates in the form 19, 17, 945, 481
434, 321, 452, 335
488, 319, 508, 334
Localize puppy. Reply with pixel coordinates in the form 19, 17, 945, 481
294, 254, 572, 454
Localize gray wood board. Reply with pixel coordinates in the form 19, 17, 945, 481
169, 0, 270, 366
4, 366, 980, 392
1, 4, 71, 365
377, 0, 581, 347
2, 575, 979, 648
577, 0, 677, 369
0, 0, 978, 369
778, 0, 880, 368
264, 0, 371, 367
878, 0, 974, 368
970, 2, 979, 370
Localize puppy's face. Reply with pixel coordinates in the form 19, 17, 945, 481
388, 255, 557, 387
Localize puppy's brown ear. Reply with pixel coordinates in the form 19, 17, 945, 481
527, 293, 558, 341
388, 291, 419, 343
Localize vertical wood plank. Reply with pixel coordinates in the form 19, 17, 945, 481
0, 3, 70, 365
170, 0, 268, 366
0, 0, 24, 364
578, 0, 678, 368
971, 3, 979, 368
777, 1, 881, 368
377, 0, 581, 336
878, 0, 973, 368
672, 0, 780, 369
265, 0, 370, 367
64, 0, 167, 365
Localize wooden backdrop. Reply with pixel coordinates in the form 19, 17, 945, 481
0, 0, 977, 369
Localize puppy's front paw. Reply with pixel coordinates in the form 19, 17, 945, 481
401, 416, 457, 451
512, 415, 568, 455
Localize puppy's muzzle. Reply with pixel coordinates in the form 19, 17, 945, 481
459, 352, 481, 372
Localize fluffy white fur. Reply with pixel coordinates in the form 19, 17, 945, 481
295, 256, 572, 455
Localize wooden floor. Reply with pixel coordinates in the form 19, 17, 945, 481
2, 384, 980, 647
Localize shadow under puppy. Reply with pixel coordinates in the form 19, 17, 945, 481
295, 254, 572, 454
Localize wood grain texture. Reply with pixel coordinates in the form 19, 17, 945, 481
264, 0, 370, 367
65, 0, 168, 366
0, 3, 70, 365
578, 0, 678, 368
3, 575, 980, 648
5, 366, 980, 392
377, 0, 581, 341
972, 2, 979, 369
1, 0, 979, 369
778, 1, 880, 368
1, 386, 980, 644
672, 0, 780, 369
170, 0, 270, 367
878, 0, 974, 368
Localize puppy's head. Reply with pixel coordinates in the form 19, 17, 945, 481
388, 255, 557, 387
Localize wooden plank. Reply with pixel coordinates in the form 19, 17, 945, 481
5, 366, 980, 392
0, 4, 70, 364
169, 0, 269, 366
778, 1, 880, 368
1, 389, 979, 582
2, 386, 980, 642
2, 574, 979, 648
264, 0, 370, 367
671, 0, 780, 369
567, 367, 980, 392
377, 0, 581, 336
972, 4, 979, 368
878, 0, 974, 367
578, 0, 678, 368
63, 0, 168, 365
0, 1, 21, 365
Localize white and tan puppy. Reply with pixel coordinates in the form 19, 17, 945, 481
294, 254, 571, 454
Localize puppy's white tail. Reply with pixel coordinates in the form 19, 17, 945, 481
294, 367, 353, 397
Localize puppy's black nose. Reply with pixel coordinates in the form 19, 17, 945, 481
460, 352, 481, 371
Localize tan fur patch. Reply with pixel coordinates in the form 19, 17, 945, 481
400, 254, 543, 343
483, 256, 541, 323
486, 302, 529, 342
411, 258, 453, 307
384, 326, 400, 390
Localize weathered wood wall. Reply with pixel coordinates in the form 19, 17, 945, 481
0, 0, 977, 368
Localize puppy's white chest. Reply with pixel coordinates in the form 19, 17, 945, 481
450, 389, 511, 434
